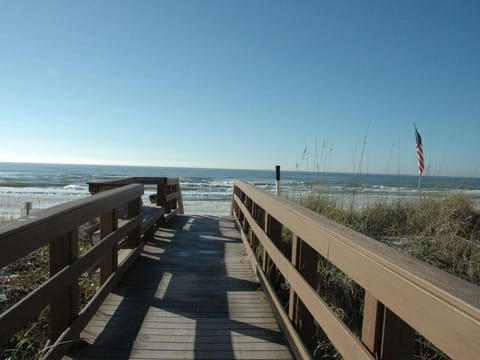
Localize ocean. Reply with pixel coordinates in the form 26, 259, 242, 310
1, 162, 480, 221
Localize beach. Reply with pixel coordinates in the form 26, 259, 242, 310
1, 162, 480, 222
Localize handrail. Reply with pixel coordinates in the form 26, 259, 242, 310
231, 180, 480, 360
88, 176, 184, 218
0, 184, 148, 359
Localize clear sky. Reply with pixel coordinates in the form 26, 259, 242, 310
1, 1, 479, 176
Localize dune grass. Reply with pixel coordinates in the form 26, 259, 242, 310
297, 192, 480, 359
3, 193, 480, 359
302, 193, 480, 284
0, 224, 100, 360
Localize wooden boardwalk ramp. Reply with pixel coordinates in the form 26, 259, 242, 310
65, 215, 293, 360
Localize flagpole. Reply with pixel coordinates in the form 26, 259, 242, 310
417, 173, 422, 199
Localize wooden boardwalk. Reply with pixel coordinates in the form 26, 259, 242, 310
65, 215, 293, 360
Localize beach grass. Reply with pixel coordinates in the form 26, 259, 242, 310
296, 192, 480, 359
302, 193, 480, 283
2, 191, 480, 359
0, 224, 100, 360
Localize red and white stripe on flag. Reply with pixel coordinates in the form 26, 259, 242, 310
415, 127, 424, 174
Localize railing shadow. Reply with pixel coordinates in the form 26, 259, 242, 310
68, 215, 289, 359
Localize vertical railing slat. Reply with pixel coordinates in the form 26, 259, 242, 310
293, 238, 317, 350
49, 229, 80, 341
100, 209, 118, 284
361, 291, 383, 354
288, 234, 300, 321
361, 291, 415, 359
127, 197, 141, 246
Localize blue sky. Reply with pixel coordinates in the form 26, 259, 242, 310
1, 1, 479, 176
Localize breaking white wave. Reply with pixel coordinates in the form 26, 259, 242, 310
1, 163, 479, 221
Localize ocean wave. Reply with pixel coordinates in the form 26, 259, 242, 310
63, 184, 89, 191
0, 186, 89, 196
2, 164, 480, 220
181, 180, 234, 189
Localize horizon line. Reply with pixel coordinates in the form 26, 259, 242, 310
0, 160, 476, 179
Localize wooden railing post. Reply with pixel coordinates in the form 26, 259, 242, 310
262, 211, 269, 272
292, 238, 317, 349
230, 186, 237, 216
166, 185, 173, 214
361, 292, 384, 353
361, 291, 415, 359
265, 214, 282, 247
49, 229, 79, 341
157, 179, 167, 208
238, 191, 245, 224
100, 209, 118, 284
171, 184, 178, 210
264, 214, 282, 278
380, 308, 415, 360
288, 234, 299, 321
177, 181, 185, 215
127, 197, 141, 246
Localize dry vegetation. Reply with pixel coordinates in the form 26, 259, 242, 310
2, 194, 480, 359
302, 194, 480, 284
299, 193, 480, 359
0, 224, 100, 360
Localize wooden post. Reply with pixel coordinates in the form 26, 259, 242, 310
238, 203, 245, 225
230, 185, 237, 216
264, 214, 282, 278
361, 291, 384, 353
381, 308, 415, 360
266, 214, 282, 248
262, 211, 269, 272
165, 186, 172, 214
251, 231, 257, 257
176, 181, 185, 215
288, 234, 299, 321
172, 188, 178, 210
157, 179, 166, 207
100, 209, 117, 284
246, 196, 252, 214
127, 197, 141, 246
292, 238, 317, 349
49, 229, 79, 341
144, 225, 155, 243
361, 291, 415, 359
252, 202, 257, 224
166, 185, 172, 213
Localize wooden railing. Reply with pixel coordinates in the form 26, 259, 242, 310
231, 180, 480, 360
88, 177, 184, 222
0, 179, 182, 359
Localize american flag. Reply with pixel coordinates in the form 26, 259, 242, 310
414, 125, 424, 174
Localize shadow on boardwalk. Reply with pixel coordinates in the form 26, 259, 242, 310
66, 215, 292, 360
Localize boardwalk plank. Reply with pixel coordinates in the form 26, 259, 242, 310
65, 215, 293, 360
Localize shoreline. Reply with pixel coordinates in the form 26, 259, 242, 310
2, 187, 480, 224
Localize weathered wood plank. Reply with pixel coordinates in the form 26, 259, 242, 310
81, 326, 284, 337
50, 229, 80, 341
235, 195, 374, 360
234, 180, 480, 360
66, 216, 293, 360
0, 217, 142, 346
45, 240, 145, 359
0, 184, 143, 267
80, 333, 288, 344
65, 349, 293, 360
100, 209, 117, 284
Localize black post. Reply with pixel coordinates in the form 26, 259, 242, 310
275, 165, 280, 195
